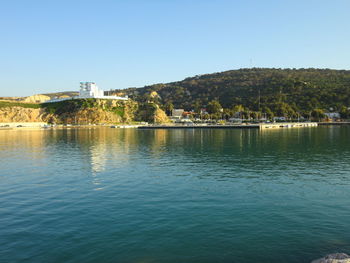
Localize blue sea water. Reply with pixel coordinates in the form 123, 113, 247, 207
0, 126, 350, 263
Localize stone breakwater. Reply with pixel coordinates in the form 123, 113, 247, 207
312, 253, 350, 263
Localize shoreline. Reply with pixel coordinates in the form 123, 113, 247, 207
1, 121, 350, 131
138, 122, 318, 130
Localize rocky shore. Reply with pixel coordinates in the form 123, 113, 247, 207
312, 253, 350, 263
0, 99, 169, 125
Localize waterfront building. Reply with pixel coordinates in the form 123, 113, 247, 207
45, 82, 128, 103
78, 82, 128, 100
79, 82, 104, 98
169, 109, 185, 121
324, 112, 340, 120
273, 116, 287, 121
172, 109, 184, 118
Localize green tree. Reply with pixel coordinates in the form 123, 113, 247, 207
274, 102, 295, 119
223, 108, 233, 119
193, 99, 202, 114
263, 106, 274, 119
250, 111, 260, 120
206, 100, 222, 114
164, 101, 174, 116
340, 106, 350, 119
311, 108, 325, 121
232, 105, 245, 114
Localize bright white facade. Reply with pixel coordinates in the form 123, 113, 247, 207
79, 82, 128, 100
324, 112, 340, 119
172, 109, 184, 117
79, 82, 104, 98
45, 82, 128, 103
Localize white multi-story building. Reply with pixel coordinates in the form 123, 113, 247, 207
79, 82, 104, 98
78, 81, 128, 100
45, 82, 128, 103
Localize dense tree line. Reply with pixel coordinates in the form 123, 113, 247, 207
114, 68, 350, 119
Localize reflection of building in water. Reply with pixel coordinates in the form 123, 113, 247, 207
90, 143, 108, 173
0, 128, 141, 191
65, 128, 138, 190
74, 128, 137, 173
76, 128, 110, 174
89, 142, 108, 190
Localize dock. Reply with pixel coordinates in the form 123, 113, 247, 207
260, 122, 318, 129
138, 122, 318, 130
138, 124, 259, 129
318, 122, 350, 126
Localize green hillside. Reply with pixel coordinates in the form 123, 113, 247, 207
117, 68, 350, 119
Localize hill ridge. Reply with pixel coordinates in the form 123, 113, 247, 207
115, 68, 350, 118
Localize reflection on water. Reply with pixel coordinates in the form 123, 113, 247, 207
0, 126, 350, 263
1, 126, 349, 187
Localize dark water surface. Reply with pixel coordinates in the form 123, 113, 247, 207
0, 126, 350, 263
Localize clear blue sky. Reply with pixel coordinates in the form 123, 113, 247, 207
1, 0, 350, 96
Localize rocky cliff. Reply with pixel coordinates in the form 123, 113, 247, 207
0, 99, 169, 124
153, 107, 170, 123
23, 94, 51, 103
0, 107, 52, 123
44, 107, 124, 124
134, 103, 170, 124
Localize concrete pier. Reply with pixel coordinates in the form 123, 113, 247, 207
138, 122, 318, 130
318, 122, 350, 126
259, 122, 318, 129
138, 124, 259, 129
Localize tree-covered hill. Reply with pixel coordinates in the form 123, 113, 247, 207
116, 68, 350, 118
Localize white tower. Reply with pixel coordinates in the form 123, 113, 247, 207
79, 82, 104, 98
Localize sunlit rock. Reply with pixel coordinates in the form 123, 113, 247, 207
312, 253, 350, 263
